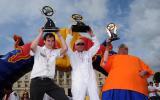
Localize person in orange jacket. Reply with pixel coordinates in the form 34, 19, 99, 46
101, 43, 154, 100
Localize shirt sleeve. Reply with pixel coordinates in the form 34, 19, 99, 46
88, 36, 100, 57
30, 46, 41, 56
139, 58, 154, 78
54, 49, 61, 58
66, 34, 74, 56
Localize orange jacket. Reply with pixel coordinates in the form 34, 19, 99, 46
101, 54, 154, 96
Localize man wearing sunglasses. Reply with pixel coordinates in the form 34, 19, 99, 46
66, 29, 100, 100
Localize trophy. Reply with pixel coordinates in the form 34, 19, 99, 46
71, 14, 90, 32
42, 6, 59, 32
106, 23, 120, 42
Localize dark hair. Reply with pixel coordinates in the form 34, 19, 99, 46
149, 82, 153, 84
4, 83, 13, 90
43, 33, 55, 41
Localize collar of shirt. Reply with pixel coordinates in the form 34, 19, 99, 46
42, 46, 53, 57
75, 50, 86, 53
43, 45, 52, 51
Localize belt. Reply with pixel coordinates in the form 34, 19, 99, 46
33, 77, 52, 80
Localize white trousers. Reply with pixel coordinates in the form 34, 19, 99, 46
72, 72, 100, 100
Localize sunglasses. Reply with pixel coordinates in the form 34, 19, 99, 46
76, 42, 85, 46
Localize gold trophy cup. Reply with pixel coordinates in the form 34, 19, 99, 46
106, 23, 120, 42
71, 14, 90, 32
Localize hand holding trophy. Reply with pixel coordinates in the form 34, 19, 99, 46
106, 23, 120, 42
41, 6, 59, 32
71, 14, 90, 32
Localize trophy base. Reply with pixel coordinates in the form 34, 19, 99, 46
43, 28, 59, 32
110, 37, 120, 42
110, 33, 120, 42
71, 25, 90, 32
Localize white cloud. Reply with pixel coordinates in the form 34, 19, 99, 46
73, 0, 107, 20
0, 0, 49, 24
0, 0, 108, 53
126, 0, 160, 70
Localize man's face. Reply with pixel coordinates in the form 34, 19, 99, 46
118, 48, 128, 55
75, 39, 85, 52
44, 37, 55, 49
155, 83, 159, 87
24, 93, 29, 98
150, 83, 153, 86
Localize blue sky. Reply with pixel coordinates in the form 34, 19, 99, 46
0, 0, 160, 71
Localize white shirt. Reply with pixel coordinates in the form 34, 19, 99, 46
30, 46, 61, 79
154, 84, 160, 96
148, 85, 156, 97
3, 91, 20, 100
66, 34, 100, 82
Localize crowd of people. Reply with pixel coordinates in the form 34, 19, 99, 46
1, 27, 155, 100
148, 82, 160, 100
3, 81, 160, 100
2, 84, 29, 100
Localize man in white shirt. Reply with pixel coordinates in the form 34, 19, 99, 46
154, 82, 160, 99
148, 82, 156, 100
30, 29, 69, 100
3, 84, 20, 100
66, 29, 100, 100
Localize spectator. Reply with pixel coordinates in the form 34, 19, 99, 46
148, 82, 156, 100
2, 83, 20, 100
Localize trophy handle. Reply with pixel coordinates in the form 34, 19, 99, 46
105, 28, 112, 37
113, 25, 117, 34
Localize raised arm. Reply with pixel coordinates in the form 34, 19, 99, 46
101, 48, 109, 67
88, 29, 100, 56
100, 44, 113, 73
30, 28, 43, 53
56, 32, 68, 56
100, 40, 111, 67
66, 33, 74, 55
139, 59, 154, 78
